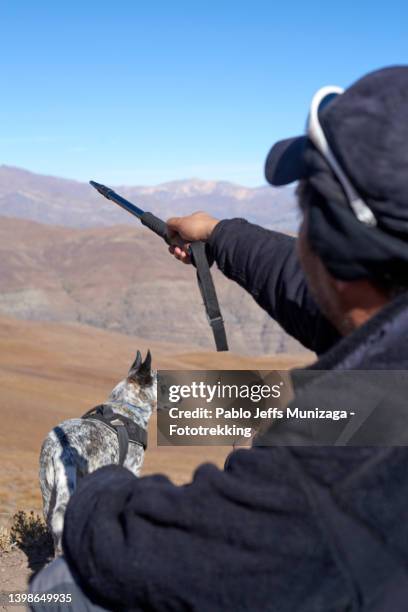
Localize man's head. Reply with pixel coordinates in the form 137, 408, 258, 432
296, 181, 401, 335
265, 66, 408, 335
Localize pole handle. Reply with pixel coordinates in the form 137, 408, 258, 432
141, 212, 187, 249
140, 212, 169, 241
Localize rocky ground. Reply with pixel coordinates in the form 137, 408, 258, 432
0, 548, 37, 611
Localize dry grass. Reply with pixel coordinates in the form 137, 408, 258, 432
10, 511, 52, 551
0, 511, 52, 557
0, 524, 13, 553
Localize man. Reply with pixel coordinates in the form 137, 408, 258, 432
31, 66, 408, 610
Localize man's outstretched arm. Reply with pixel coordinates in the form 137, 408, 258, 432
167, 214, 339, 354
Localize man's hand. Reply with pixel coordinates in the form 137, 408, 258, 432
166, 212, 219, 264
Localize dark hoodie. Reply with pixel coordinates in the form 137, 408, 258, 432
62, 220, 408, 611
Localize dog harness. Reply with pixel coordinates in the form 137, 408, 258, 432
82, 404, 147, 466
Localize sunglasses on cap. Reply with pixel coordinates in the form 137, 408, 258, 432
307, 86, 377, 227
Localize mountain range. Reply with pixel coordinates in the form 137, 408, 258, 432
0, 165, 299, 231
0, 165, 306, 355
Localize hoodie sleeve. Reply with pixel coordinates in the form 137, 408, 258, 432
62, 451, 345, 611
207, 218, 339, 354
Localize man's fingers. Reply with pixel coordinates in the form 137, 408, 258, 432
175, 247, 186, 259
166, 217, 182, 232
174, 246, 191, 264
181, 253, 192, 264
167, 211, 219, 247
168, 244, 191, 264
166, 217, 188, 246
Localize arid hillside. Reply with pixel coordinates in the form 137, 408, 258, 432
0, 217, 307, 355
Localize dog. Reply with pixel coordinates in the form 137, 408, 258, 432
39, 350, 157, 553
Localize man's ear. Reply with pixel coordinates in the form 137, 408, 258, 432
128, 350, 152, 384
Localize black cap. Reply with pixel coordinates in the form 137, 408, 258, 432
265, 66, 408, 214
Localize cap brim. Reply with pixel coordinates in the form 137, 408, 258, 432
265, 135, 308, 186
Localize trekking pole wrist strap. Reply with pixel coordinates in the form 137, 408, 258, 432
189, 241, 228, 352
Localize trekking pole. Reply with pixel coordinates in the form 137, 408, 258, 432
90, 181, 228, 351
90, 181, 184, 246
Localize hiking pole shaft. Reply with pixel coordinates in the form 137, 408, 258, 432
90, 180, 229, 351
90, 181, 173, 245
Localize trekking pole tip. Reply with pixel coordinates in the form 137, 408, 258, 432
89, 180, 112, 199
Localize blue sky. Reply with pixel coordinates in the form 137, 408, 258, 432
0, 1, 407, 186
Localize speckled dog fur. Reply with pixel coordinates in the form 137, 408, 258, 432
39, 350, 157, 553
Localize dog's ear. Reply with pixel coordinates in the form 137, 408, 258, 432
140, 350, 152, 375
129, 350, 142, 375
128, 350, 152, 384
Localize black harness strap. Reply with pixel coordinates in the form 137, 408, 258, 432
190, 241, 228, 352
82, 404, 147, 466
115, 425, 129, 466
